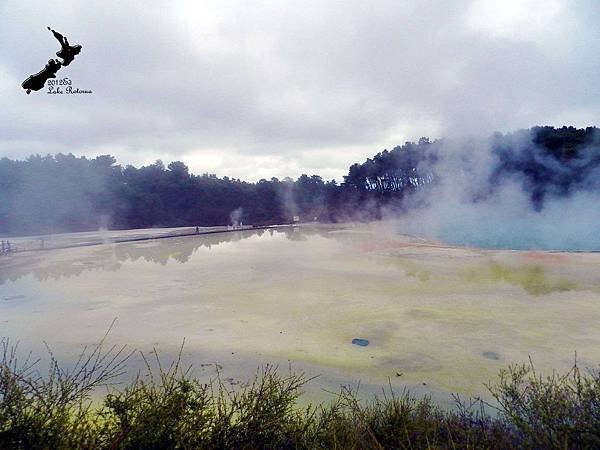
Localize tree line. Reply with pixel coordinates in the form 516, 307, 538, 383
0, 126, 598, 235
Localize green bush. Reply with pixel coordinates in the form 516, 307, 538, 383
2, 337, 600, 449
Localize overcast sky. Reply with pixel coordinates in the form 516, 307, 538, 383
1, 0, 598, 181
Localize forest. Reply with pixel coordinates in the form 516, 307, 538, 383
0, 126, 598, 235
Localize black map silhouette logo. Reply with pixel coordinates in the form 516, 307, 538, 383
21, 27, 82, 94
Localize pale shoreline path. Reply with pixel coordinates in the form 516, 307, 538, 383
2, 224, 294, 253
1, 222, 600, 407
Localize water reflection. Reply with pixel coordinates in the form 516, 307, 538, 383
2, 223, 600, 402
0, 227, 335, 285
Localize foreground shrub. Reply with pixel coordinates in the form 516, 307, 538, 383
0, 331, 130, 449
488, 357, 600, 449
1, 337, 600, 449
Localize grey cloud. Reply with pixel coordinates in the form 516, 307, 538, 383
1, 0, 599, 181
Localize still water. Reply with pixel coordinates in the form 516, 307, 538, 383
2, 223, 600, 404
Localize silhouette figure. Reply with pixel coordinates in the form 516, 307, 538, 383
47, 26, 82, 66
21, 59, 62, 94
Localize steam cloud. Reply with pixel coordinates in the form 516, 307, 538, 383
390, 130, 600, 251
229, 207, 243, 227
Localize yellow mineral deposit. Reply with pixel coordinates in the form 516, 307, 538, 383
1, 223, 600, 404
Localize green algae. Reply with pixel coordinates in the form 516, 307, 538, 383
463, 263, 577, 295
376, 255, 432, 282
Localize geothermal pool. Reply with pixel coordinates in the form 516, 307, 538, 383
1, 223, 600, 405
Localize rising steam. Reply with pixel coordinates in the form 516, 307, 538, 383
391, 129, 600, 251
